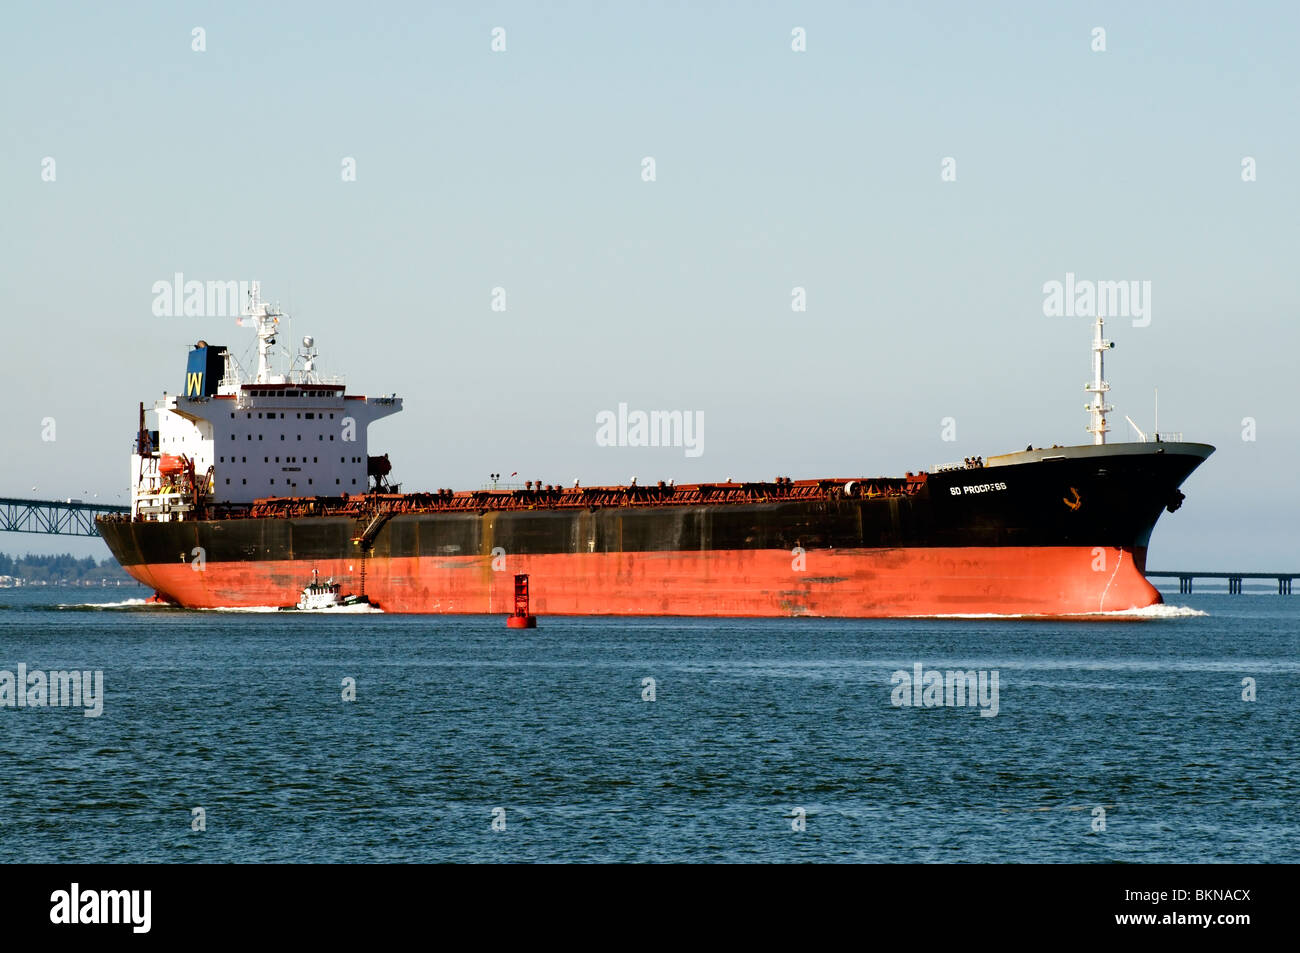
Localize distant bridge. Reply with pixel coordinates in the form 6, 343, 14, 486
1146, 571, 1295, 595
0, 497, 129, 538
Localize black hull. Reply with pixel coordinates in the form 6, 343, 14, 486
99, 442, 1211, 565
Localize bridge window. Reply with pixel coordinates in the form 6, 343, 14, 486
241, 479, 246, 485
336, 479, 340, 484
280, 435, 285, 441
308, 479, 313, 485
270, 479, 274, 485
242, 457, 246, 462
258, 435, 263, 441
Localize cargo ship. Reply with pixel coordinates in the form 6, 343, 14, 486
98, 285, 1212, 616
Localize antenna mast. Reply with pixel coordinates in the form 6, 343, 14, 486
1084, 313, 1115, 445
242, 281, 284, 384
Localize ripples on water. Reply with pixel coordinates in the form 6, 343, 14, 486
1, 588, 1295, 862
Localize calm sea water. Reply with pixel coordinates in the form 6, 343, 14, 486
0, 585, 1295, 863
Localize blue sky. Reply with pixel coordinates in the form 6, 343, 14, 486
2, 1, 1297, 567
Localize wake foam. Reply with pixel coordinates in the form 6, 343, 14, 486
920, 604, 1207, 620
58, 601, 383, 614
196, 605, 285, 613
1094, 604, 1208, 619
56, 598, 153, 610
196, 604, 384, 614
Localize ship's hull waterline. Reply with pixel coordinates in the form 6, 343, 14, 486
98, 442, 1213, 617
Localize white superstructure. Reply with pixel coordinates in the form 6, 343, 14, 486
130, 284, 402, 520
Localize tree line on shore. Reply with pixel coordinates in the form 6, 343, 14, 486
0, 552, 134, 584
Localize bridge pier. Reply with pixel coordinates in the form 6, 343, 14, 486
1148, 571, 1297, 595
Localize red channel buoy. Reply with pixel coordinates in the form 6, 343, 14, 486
506, 572, 538, 628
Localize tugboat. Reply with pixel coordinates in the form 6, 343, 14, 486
280, 569, 373, 612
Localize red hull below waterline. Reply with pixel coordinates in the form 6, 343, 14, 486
126, 545, 1162, 617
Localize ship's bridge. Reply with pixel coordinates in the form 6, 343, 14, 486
129, 284, 402, 518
